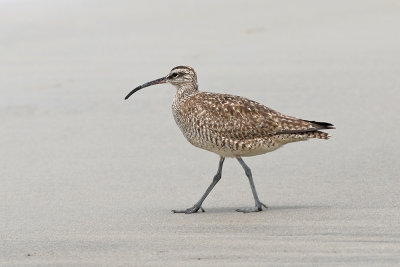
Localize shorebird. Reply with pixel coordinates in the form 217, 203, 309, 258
125, 66, 334, 213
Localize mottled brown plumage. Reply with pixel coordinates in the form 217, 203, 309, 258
125, 65, 334, 213
170, 67, 333, 158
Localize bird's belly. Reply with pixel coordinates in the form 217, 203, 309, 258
183, 132, 284, 157
175, 122, 307, 158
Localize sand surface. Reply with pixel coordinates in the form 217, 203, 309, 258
1, 0, 400, 265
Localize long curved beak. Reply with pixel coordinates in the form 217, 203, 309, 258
124, 77, 167, 100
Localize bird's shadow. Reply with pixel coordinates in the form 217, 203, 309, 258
192, 205, 330, 214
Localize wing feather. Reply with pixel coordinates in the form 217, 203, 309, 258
183, 92, 319, 140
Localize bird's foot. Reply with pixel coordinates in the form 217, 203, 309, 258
172, 205, 205, 214
236, 202, 268, 213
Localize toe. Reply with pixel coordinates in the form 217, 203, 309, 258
185, 208, 198, 214
236, 204, 267, 213
236, 207, 257, 213
172, 206, 203, 214
172, 209, 189, 213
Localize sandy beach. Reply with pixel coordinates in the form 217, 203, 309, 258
1, 0, 400, 265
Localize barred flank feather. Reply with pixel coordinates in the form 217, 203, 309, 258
307, 131, 330, 139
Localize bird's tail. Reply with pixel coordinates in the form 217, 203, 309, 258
304, 120, 334, 140
304, 120, 335, 130
274, 120, 334, 140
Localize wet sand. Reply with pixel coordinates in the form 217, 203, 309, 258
1, 0, 399, 265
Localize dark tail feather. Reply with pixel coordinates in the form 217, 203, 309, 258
274, 120, 334, 139
304, 120, 335, 130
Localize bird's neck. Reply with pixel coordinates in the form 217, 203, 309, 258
175, 84, 199, 102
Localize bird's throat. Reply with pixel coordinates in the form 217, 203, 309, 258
175, 84, 199, 101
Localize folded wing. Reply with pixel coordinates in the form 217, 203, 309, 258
184, 92, 333, 140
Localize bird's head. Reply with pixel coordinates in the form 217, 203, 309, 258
166, 66, 197, 87
124, 66, 198, 100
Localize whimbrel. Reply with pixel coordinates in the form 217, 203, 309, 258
125, 66, 334, 213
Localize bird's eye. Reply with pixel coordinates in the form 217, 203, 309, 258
171, 73, 179, 78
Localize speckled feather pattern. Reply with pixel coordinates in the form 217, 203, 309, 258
173, 91, 329, 157
166, 66, 332, 158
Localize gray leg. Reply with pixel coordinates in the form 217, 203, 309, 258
172, 157, 225, 214
236, 157, 267, 213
